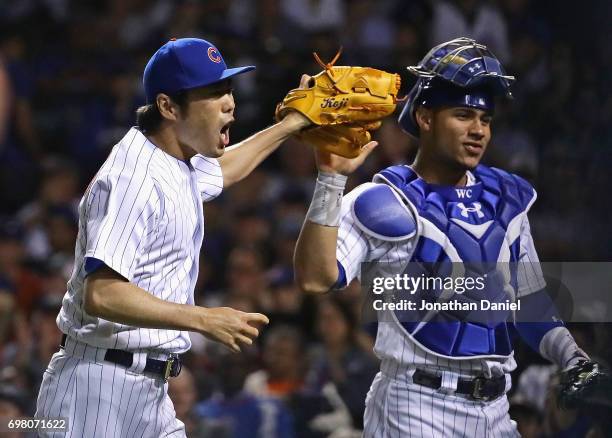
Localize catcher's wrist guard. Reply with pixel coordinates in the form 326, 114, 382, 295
306, 172, 347, 227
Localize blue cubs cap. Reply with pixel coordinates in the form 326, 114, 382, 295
143, 38, 255, 103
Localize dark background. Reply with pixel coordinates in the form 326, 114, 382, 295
0, 1, 610, 437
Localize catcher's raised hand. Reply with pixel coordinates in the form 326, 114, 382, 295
314, 128, 378, 176
298, 73, 379, 172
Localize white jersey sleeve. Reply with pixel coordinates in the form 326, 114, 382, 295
516, 216, 547, 297
337, 184, 417, 287
83, 172, 160, 282
191, 154, 223, 202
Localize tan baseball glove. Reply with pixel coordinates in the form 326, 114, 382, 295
276, 50, 402, 158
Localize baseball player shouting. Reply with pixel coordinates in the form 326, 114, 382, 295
292, 38, 597, 436
34, 38, 309, 437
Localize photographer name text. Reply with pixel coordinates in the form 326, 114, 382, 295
372, 299, 520, 311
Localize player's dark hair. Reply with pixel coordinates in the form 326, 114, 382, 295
135, 91, 189, 134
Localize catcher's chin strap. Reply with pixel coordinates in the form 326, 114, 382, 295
312, 48, 407, 103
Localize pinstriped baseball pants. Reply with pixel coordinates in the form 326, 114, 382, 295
35, 347, 186, 438
363, 372, 520, 437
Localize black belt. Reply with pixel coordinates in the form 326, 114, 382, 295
412, 369, 505, 401
60, 334, 182, 381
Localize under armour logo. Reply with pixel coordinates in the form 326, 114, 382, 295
468, 63, 482, 73
457, 202, 484, 218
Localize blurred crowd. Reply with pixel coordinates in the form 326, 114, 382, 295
1, 0, 611, 437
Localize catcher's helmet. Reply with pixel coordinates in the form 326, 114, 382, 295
398, 37, 515, 138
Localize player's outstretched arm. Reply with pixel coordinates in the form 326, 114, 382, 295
294, 144, 377, 294
84, 266, 268, 352
218, 108, 310, 188
218, 75, 314, 188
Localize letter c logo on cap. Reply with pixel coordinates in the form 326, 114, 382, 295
208, 47, 222, 63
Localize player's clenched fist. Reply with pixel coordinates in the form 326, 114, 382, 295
196, 307, 269, 353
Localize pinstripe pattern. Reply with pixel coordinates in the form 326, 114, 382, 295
36, 128, 222, 437
35, 350, 185, 437
57, 127, 222, 352
364, 371, 519, 437
335, 171, 544, 436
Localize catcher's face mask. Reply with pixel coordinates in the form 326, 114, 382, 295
399, 37, 515, 138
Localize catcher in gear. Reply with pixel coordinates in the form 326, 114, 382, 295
276, 49, 402, 158
291, 37, 598, 437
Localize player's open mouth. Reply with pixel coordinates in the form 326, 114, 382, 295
220, 121, 233, 147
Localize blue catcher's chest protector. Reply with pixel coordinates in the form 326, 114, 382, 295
374, 164, 536, 359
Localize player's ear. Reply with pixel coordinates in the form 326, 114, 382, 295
156, 93, 180, 121
415, 107, 433, 134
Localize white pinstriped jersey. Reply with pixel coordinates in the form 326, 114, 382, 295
337, 170, 546, 377
57, 127, 223, 353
